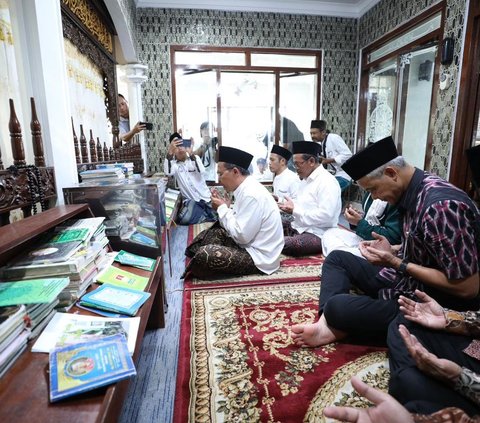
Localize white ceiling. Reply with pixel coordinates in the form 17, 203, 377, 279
134, 0, 382, 19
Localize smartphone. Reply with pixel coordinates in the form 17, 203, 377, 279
182, 139, 192, 148
140, 122, 153, 130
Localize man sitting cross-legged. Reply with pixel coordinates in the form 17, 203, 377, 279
279, 141, 341, 257
269, 144, 300, 202
184, 146, 284, 279
291, 136, 480, 348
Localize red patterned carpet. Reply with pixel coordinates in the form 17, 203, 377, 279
174, 281, 389, 423
184, 223, 324, 290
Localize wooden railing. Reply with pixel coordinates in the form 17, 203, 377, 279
72, 120, 144, 175
0, 98, 56, 225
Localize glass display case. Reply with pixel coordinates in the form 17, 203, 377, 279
63, 177, 167, 258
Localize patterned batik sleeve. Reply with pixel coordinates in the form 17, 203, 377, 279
445, 309, 480, 337
453, 367, 480, 406
422, 201, 479, 280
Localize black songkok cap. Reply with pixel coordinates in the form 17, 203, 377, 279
169, 132, 181, 142
217, 146, 253, 170
342, 136, 398, 181
292, 141, 322, 157
310, 120, 326, 130
270, 144, 292, 161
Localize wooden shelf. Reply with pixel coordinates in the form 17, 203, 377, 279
0, 205, 165, 423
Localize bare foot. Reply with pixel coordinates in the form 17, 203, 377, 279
291, 315, 346, 347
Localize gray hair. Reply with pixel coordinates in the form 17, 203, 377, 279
365, 156, 407, 179
224, 162, 250, 176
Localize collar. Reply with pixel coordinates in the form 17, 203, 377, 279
398, 167, 426, 213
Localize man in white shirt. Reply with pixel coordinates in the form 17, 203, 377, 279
185, 146, 284, 279
279, 141, 341, 256
310, 120, 352, 191
164, 132, 216, 225
269, 144, 300, 202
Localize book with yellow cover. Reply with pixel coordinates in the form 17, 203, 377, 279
96, 266, 149, 291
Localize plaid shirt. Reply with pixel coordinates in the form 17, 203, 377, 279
378, 169, 480, 308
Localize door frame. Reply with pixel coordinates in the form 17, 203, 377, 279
450, 0, 480, 193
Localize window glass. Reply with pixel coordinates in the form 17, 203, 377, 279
251, 53, 316, 68
175, 51, 245, 66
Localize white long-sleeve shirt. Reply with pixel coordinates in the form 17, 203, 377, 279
292, 165, 341, 238
320, 133, 352, 181
273, 168, 301, 201
163, 155, 211, 202
217, 176, 284, 274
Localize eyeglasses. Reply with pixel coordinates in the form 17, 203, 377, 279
293, 160, 307, 168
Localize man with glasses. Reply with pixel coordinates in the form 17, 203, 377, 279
184, 146, 284, 279
310, 119, 352, 191
164, 132, 216, 225
279, 141, 341, 256
291, 137, 479, 356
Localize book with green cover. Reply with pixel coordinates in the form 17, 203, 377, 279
114, 250, 155, 272
96, 266, 149, 291
0, 278, 69, 306
50, 228, 90, 244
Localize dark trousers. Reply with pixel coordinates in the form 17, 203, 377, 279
320, 251, 400, 340
388, 315, 480, 416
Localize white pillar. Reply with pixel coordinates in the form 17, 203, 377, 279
121, 64, 148, 171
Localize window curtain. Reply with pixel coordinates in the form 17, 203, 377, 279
0, 0, 21, 166
64, 37, 111, 153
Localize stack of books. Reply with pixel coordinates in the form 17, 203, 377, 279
165, 188, 180, 224
0, 305, 28, 378
77, 265, 151, 317
97, 162, 134, 177
80, 167, 125, 182
0, 217, 110, 311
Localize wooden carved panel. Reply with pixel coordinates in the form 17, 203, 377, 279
61, 9, 119, 131
0, 167, 56, 214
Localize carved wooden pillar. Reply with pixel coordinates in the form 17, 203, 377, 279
109, 147, 114, 161
79, 124, 88, 163
9, 99, 26, 166
30, 98, 46, 167
96, 137, 103, 162
103, 142, 109, 161
71, 117, 80, 164
0, 145, 3, 170
112, 130, 120, 149
89, 130, 97, 162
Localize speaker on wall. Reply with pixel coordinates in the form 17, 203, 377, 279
441, 37, 454, 65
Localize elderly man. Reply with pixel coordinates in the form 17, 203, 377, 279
291, 136, 479, 348
184, 146, 284, 279
269, 144, 300, 202
310, 119, 352, 191
279, 141, 341, 256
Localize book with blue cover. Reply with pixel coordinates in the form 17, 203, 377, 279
49, 334, 136, 402
79, 284, 151, 316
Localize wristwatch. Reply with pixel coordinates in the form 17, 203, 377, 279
398, 259, 409, 275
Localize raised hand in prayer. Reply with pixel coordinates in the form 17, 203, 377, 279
210, 188, 231, 210
399, 290, 447, 330
344, 204, 364, 226
278, 195, 294, 214
398, 324, 462, 385
323, 376, 414, 423
358, 232, 396, 266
